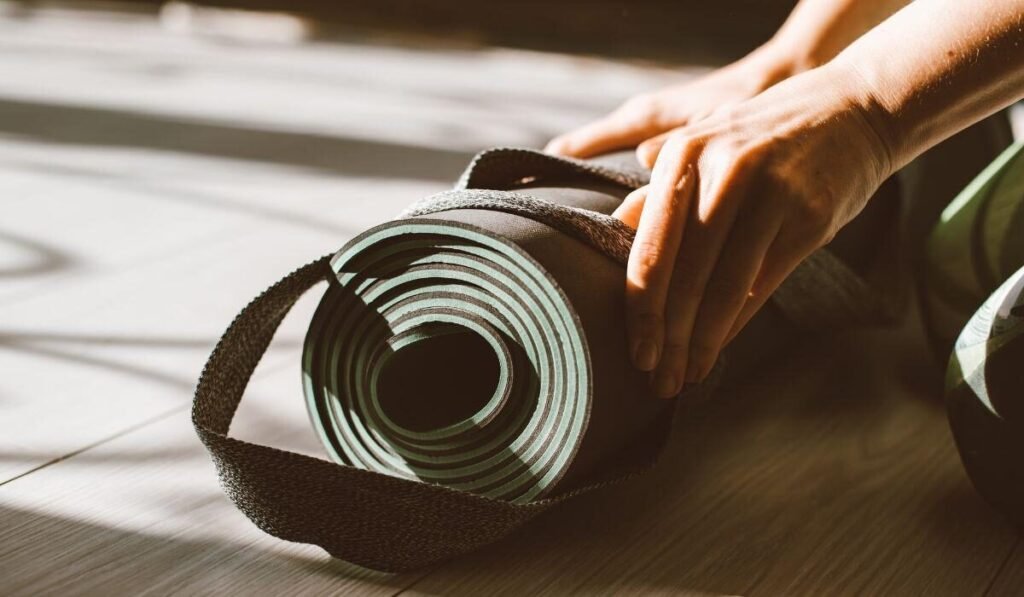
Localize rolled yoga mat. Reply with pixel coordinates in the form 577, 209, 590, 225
922, 141, 1024, 359
946, 265, 1024, 527
193, 148, 899, 571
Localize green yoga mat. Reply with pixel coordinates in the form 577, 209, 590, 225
194, 148, 898, 571
934, 140, 1024, 527
946, 265, 1024, 526
923, 141, 1024, 357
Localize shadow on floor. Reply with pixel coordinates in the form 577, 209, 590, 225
0, 97, 474, 182
0, 330, 301, 391
0, 228, 75, 278
4, 157, 372, 236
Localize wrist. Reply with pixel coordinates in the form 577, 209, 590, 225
820, 58, 900, 181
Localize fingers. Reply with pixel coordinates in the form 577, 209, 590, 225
722, 231, 810, 345
613, 187, 647, 229
545, 112, 662, 159
625, 138, 699, 375
684, 202, 783, 381
651, 159, 751, 397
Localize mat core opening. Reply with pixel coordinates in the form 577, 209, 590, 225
376, 325, 500, 433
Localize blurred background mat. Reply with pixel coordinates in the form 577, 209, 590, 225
0, 1, 1022, 595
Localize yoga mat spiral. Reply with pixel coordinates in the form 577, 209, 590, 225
302, 221, 595, 503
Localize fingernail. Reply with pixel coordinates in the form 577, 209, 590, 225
653, 369, 680, 399
544, 139, 567, 155
635, 145, 653, 168
633, 339, 658, 371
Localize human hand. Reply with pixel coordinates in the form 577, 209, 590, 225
614, 62, 894, 398
544, 45, 796, 158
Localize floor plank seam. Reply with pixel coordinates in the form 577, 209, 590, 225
0, 351, 296, 488
0, 403, 186, 489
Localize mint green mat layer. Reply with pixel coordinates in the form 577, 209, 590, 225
193, 148, 898, 572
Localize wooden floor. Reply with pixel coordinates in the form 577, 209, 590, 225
1, 4, 1022, 595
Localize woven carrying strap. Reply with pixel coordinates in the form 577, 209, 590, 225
193, 148, 892, 572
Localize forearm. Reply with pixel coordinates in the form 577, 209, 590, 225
833, 0, 1024, 174
752, 0, 912, 78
